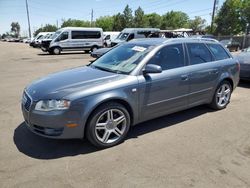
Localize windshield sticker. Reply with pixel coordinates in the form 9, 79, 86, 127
132, 46, 147, 52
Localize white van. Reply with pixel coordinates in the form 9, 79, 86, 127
30, 32, 50, 48
103, 31, 120, 47
47, 27, 103, 55
111, 28, 160, 47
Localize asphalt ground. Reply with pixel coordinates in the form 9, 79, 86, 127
0, 42, 250, 188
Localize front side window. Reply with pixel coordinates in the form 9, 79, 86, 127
117, 33, 129, 41
187, 43, 212, 65
56, 32, 68, 41
147, 44, 185, 70
207, 43, 230, 60
104, 35, 110, 40
91, 43, 153, 74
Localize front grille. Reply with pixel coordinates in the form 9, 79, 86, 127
23, 92, 32, 111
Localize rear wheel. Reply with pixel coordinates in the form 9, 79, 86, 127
53, 47, 61, 55
209, 80, 232, 110
86, 102, 131, 148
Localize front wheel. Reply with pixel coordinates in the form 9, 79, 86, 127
209, 81, 232, 110
53, 47, 61, 55
91, 46, 98, 52
86, 102, 131, 148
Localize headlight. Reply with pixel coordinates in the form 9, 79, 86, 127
35, 100, 71, 111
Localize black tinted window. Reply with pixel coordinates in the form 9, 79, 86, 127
56, 32, 68, 41
72, 31, 101, 39
187, 43, 212, 65
206, 43, 230, 60
148, 44, 185, 70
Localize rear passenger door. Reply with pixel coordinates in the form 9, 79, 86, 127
186, 42, 220, 107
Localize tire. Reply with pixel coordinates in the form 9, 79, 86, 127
86, 102, 131, 148
91, 46, 98, 52
209, 80, 232, 110
53, 47, 61, 55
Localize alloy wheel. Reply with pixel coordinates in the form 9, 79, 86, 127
216, 83, 231, 108
95, 109, 127, 144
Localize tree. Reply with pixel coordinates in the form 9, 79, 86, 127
113, 13, 124, 31
189, 16, 206, 32
145, 13, 162, 28
215, 0, 243, 35
11, 22, 20, 37
95, 16, 114, 31
61, 19, 91, 28
34, 24, 57, 36
242, 0, 250, 32
161, 11, 189, 29
134, 7, 146, 27
123, 5, 133, 28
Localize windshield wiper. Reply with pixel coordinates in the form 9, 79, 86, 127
90, 65, 118, 73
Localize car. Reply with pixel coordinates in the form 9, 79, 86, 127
30, 32, 50, 48
41, 27, 103, 55
220, 39, 241, 51
103, 32, 120, 47
21, 38, 240, 148
234, 47, 250, 80
90, 47, 111, 58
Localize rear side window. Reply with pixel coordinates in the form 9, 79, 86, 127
187, 43, 212, 65
206, 43, 230, 60
148, 44, 185, 70
72, 31, 101, 39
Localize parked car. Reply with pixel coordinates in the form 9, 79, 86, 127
111, 28, 160, 47
90, 47, 111, 58
36, 32, 54, 48
30, 32, 50, 48
103, 32, 120, 47
21, 38, 239, 148
234, 47, 250, 80
220, 39, 241, 51
41, 27, 103, 55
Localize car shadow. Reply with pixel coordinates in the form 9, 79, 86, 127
238, 80, 250, 88
14, 105, 212, 160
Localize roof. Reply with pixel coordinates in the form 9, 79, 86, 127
128, 37, 219, 46
60, 27, 103, 31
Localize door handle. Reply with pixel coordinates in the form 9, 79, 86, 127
210, 70, 219, 74
181, 75, 189, 81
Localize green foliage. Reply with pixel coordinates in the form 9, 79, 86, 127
61, 19, 91, 28
189, 16, 206, 32
95, 16, 114, 31
161, 11, 189, 29
242, 0, 250, 30
134, 7, 146, 27
145, 13, 162, 28
112, 13, 124, 31
34, 24, 57, 36
215, 0, 243, 35
11, 22, 20, 37
123, 5, 133, 28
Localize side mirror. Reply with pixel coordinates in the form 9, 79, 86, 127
143, 64, 162, 74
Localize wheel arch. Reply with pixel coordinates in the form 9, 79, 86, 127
84, 97, 134, 138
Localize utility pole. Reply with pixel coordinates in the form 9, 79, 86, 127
25, 0, 31, 38
210, 0, 217, 33
56, 20, 59, 29
90, 9, 93, 27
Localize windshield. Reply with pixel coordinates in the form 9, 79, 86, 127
117, 33, 129, 40
91, 43, 153, 74
51, 30, 61, 40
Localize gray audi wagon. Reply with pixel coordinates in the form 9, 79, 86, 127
21, 38, 240, 148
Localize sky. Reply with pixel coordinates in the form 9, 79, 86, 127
0, 0, 225, 36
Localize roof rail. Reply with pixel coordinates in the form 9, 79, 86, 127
188, 37, 219, 43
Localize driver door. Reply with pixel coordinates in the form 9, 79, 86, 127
137, 44, 190, 121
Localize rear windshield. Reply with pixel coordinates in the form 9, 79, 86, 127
206, 43, 230, 60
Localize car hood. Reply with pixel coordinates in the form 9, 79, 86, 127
26, 66, 129, 101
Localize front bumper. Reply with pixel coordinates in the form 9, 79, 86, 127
21, 95, 84, 139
